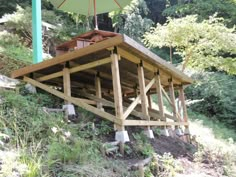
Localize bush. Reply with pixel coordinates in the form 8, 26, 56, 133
133, 132, 154, 157
0, 90, 64, 146
185, 71, 236, 129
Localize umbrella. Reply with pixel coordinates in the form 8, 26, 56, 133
49, 0, 131, 30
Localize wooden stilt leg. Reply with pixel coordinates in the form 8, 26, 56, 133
147, 94, 152, 109
95, 73, 103, 110
63, 67, 71, 121
168, 78, 177, 121
155, 72, 165, 122
137, 62, 150, 130
111, 49, 124, 131
179, 85, 190, 142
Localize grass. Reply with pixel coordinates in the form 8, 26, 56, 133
189, 110, 236, 176
188, 110, 236, 141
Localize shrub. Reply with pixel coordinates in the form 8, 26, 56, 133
133, 132, 154, 157
185, 71, 236, 129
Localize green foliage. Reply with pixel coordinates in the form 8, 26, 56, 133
0, 90, 64, 146
163, 0, 236, 27
158, 153, 183, 177
47, 137, 101, 165
144, 15, 236, 74
0, 31, 33, 63
133, 132, 154, 157
109, 0, 153, 41
186, 71, 236, 129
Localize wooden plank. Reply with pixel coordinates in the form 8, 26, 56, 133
23, 77, 121, 125
168, 79, 177, 121
161, 86, 173, 106
79, 91, 146, 119
147, 94, 152, 109
37, 57, 112, 82
124, 120, 189, 126
179, 85, 188, 123
73, 98, 96, 105
95, 74, 103, 110
123, 77, 155, 119
63, 68, 71, 104
111, 52, 124, 130
12, 35, 124, 78
137, 63, 149, 119
117, 47, 156, 72
155, 73, 165, 120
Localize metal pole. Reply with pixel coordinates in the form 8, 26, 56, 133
32, 0, 43, 63
93, 0, 98, 29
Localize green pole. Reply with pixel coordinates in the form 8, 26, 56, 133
32, 0, 43, 63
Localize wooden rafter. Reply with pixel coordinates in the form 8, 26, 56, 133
37, 57, 112, 82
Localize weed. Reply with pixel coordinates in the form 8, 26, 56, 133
133, 132, 154, 157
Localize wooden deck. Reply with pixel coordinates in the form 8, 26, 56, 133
12, 30, 192, 132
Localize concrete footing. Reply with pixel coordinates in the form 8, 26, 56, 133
115, 130, 130, 143
143, 129, 154, 139
160, 128, 169, 136
63, 104, 76, 115
184, 128, 190, 135
175, 128, 184, 136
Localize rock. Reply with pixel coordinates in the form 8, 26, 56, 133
0, 75, 19, 88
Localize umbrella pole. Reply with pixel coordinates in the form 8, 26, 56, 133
94, 0, 98, 30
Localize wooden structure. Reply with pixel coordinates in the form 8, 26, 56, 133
11, 30, 192, 138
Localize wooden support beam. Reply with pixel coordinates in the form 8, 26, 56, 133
124, 120, 189, 126
123, 77, 155, 120
80, 91, 147, 119
117, 47, 156, 72
155, 72, 165, 121
111, 51, 124, 130
137, 62, 150, 123
37, 57, 112, 82
23, 77, 121, 125
147, 94, 152, 109
179, 85, 188, 123
161, 86, 173, 107
168, 78, 178, 121
95, 73, 103, 110
12, 35, 123, 79
63, 68, 71, 104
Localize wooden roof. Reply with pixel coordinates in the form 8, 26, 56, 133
12, 34, 192, 95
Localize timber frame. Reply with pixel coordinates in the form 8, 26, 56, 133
12, 30, 192, 132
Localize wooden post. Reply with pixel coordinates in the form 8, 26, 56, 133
155, 72, 165, 121
137, 62, 150, 129
95, 73, 103, 110
63, 67, 71, 122
63, 67, 71, 102
111, 49, 124, 131
179, 85, 188, 122
168, 78, 177, 121
147, 94, 152, 109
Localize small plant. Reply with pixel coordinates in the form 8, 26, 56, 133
133, 132, 154, 157
158, 153, 183, 177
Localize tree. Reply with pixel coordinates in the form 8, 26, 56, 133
163, 0, 236, 27
143, 15, 236, 74
109, 0, 153, 41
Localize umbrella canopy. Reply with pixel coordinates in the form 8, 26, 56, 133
49, 0, 131, 29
